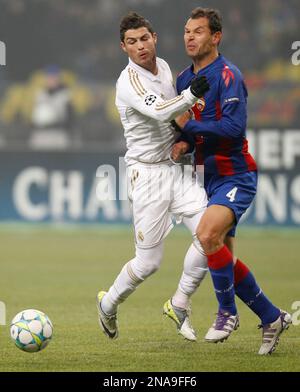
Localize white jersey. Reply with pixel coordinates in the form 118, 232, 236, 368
115, 57, 197, 165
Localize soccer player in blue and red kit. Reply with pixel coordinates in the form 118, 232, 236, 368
171, 7, 292, 354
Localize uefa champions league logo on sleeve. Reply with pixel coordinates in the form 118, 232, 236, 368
0, 40, 6, 65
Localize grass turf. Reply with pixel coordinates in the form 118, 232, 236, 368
0, 225, 299, 372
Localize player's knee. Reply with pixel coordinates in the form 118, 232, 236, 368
191, 235, 206, 257
142, 252, 162, 275
197, 229, 223, 254
132, 256, 159, 280
134, 245, 163, 279
141, 258, 161, 277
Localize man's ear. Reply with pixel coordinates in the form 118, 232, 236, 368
153, 32, 158, 45
213, 31, 222, 46
120, 41, 127, 54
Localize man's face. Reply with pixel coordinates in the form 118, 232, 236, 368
184, 17, 221, 60
121, 27, 157, 69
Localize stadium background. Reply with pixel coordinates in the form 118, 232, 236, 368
0, 0, 299, 372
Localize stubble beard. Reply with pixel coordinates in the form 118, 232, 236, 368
190, 41, 214, 63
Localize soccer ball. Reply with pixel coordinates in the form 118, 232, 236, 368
10, 309, 53, 353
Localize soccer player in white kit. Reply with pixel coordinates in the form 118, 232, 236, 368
96, 12, 210, 341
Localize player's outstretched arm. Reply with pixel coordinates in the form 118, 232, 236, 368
118, 69, 209, 123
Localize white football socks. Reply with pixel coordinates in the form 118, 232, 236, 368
172, 243, 208, 310
101, 243, 164, 315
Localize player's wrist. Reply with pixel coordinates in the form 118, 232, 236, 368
183, 87, 198, 104
170, 119, 182, 133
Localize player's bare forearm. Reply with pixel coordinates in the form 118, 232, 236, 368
175, 110, 192, 129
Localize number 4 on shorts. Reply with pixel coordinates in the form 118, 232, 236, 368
226, 187, 238, 202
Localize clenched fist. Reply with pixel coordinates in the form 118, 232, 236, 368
171, 141, 190, 161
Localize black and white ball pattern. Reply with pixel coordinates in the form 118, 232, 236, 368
144, 95, 157, 106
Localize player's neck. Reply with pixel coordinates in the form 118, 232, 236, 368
145, 57, 158, 75
192, 50, 219, 74
137, 55, 158, 75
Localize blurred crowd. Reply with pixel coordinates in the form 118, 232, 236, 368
0, 0, 299, 150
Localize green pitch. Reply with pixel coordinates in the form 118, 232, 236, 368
0, 225, 299, 372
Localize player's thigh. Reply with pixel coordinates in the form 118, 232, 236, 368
207, 172, 257, 228
170, 165, 207, 219
132, 203, 172, 248
182, 208, 206, 235
129, 165, 173, 248
197, 204, 235, 242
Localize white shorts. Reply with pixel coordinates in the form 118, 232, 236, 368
127, 162, 207, 249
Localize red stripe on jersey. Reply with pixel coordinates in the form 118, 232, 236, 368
215, 100, 222, 120
222, 64, 235, 88
195, 135, 204, 165
215, 138, 235, 175
191, 103, 202, 121
192, 102, 203, 164
242, 138, 257, 171
192, 101, 204, 164
215, 156, 235, 175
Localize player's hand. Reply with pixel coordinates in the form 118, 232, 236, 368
190, 75, 210, 98
175, 110, 192, 129
171, 141, 190, 161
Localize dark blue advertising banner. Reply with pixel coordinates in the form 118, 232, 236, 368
0, 150, 131, 223
0, 129, 299, 226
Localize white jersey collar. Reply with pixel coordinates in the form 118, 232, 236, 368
128, 57, 162, 82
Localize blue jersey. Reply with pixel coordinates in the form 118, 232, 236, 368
177, 55, 257, 176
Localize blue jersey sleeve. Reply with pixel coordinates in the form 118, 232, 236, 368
182, 68, 247, 139
176, 75, 185, 95
176, 78, 180, 94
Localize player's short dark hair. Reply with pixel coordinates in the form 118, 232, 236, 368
190, 7, 222, 34
120, 12, 154, 42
